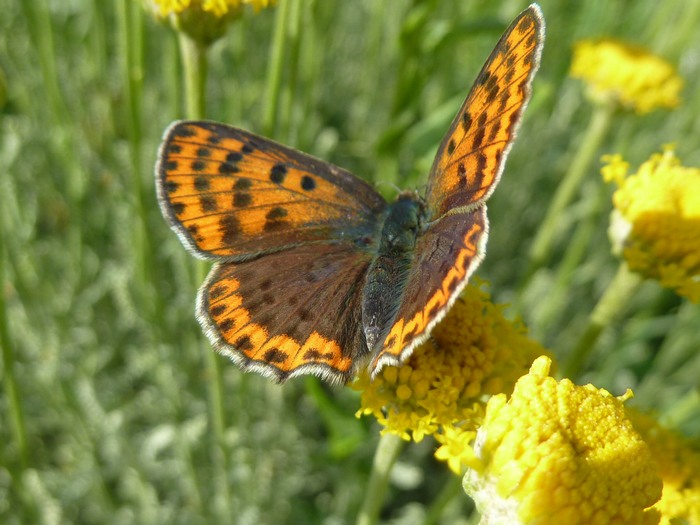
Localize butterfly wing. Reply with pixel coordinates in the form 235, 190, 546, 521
372, 5, 544, 374
371, 209, 487, 372
157, 121, 387, 260
424, 5, 544, 216
156, 121, 388, 382
200, 242, 372, 384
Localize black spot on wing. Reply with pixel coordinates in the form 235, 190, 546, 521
219, 215, 241, 244
194, 176, 210, 191
300, 175, 316, 191
270, 164, 287, 184
201, 196, 217, 212
234, 177, 252, 190
233, 192, 252, 207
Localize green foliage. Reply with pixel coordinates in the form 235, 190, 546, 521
1, 1, 699, 523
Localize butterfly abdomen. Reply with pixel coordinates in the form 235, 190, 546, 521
362, 194, 427, 352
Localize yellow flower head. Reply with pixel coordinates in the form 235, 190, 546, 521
570, 39, 683, 114
629, 411, 700, 525
463, 356, 663, 525
148, 0, 274, 16
143, 0, 275, 42
603, 149, 700, 302
354, 282, 547, 446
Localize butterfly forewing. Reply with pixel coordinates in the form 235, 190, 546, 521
157, 121, 387, 260
424, 5, 544, 217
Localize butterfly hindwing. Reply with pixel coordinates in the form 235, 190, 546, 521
372, 208, 487, 372
198, 241, 372, 384
424, 5, 544, 217
157, 121, 387, 260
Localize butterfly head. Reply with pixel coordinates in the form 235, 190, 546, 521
378, 192, 427, 253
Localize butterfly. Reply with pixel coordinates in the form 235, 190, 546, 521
156, 5, 544, 384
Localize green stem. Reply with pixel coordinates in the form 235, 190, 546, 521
297, 0, 320, 148
356, 433, 405, 525
117, 0, 156, 318
522, 103, 614, 287
0, 218, 29, 472
178, 33, 208, 120
177, 28, 224, 437
562, 262, 643, 378
20, 0, 68, 130
531, 181, 608, 338
662, 389, 700, 428
21, 0, 84, 273
421, 474, 463, 525
263, 0, 291, 136
280, 0, 302, 141
177, 29, 231, 520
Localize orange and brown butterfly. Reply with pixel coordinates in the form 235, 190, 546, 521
156, 5, 545, 384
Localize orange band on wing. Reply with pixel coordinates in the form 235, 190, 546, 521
375, 220, 485, 366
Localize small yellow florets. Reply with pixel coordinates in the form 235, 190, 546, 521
570, 39, 682, 114
147, 0, 274, 17
463, 356, 662, 525
603, 148, 700, 302
355, 282, 547, 462
143, 0, 275, 42
629, 411, 700, 525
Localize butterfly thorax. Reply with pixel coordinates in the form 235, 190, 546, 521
362, 192, 427, 353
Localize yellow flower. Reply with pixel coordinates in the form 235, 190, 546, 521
148, 0, 274, 17
629, 411, 700, 525
355, 281, 547, 447
434, 424, 478, 475
463, 356, 663, 525
570, 39, 683, 114
603, 149, 700, 302
143, 0, 275, 42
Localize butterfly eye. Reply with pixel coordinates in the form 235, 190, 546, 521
354, 235, 374, 248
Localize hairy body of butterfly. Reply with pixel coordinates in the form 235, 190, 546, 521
363, 193, 426, 352
156, 5, 545, 384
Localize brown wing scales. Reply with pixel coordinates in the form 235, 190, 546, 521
198, 242, 372, 384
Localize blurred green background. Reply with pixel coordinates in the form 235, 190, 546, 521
2, 0, 699, 523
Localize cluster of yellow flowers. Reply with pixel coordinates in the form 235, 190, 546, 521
464, 357, 662, 524
147, 0, 274, 17
356, 282, 700, 523
629, 411, 700, 524
354, 282, 546, 447
603, 149, 700, 302
143, 0, 275, 42
355, 274, 700, 523
570, 39, 682, 114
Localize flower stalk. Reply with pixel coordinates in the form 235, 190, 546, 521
178, 32, 208, 120
262, 0, 291, 136
562, 262, 643, 377
356, 433, 405, 525
522, 102, 614, 286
